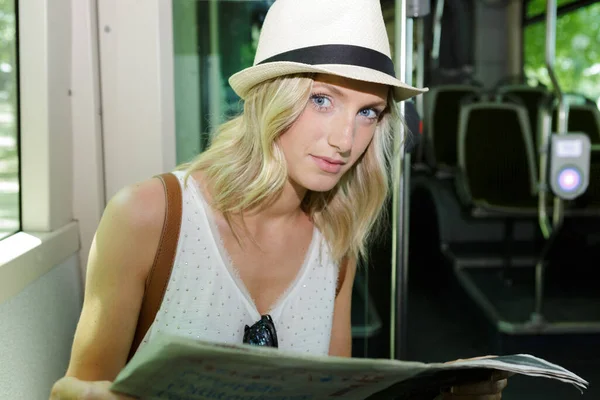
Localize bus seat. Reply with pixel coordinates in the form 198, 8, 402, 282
423, 85, 481, 175
498, 85, 551, 151
583, 152, 600, 206
456, 102, 538, 217
567, 149, 600, 213
552, 103, 600, 145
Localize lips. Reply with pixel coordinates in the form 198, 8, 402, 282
316, 156, 346, 165
311, 155, 346, 173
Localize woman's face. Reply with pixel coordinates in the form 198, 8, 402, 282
278, 74, 389, 193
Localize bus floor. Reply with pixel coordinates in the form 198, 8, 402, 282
405, 258, 599, 400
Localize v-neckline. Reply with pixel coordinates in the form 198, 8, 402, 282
187, 174, 318, 321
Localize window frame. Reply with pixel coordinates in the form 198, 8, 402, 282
97, 0, 177, 201
0, 0, 80, 304
521, 0, 600, 104
0, 0, 22, 241
523, 0, 599, 25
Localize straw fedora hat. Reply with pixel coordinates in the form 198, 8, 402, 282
229, 0, 428, 102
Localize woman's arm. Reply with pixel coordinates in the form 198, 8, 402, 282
64, 177, 166, 381
328, 257, 357, 357
50, 378, 137, 400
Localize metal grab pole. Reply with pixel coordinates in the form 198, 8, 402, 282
431, 0, 444, 70
534, 0, 569, 319
413, 9, 429, 163
415, 19, 425, 118
391, 0, 430, 361
207, 0, 222, 138
391, 0, 408, 361
542, 0, 569, 234
545, 0, 569, 230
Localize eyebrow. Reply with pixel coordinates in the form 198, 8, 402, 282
314, 82, 346, 98
314, 82, 387, 109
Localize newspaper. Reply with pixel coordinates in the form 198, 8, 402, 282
111, 332, 588, 400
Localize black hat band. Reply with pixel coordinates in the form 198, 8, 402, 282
257, 44, 396, 78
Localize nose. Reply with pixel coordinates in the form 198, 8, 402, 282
327, 112, 355, 155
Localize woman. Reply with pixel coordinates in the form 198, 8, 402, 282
51, 0, 509, 398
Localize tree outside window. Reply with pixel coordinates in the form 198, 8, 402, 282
524, 2, 600, 109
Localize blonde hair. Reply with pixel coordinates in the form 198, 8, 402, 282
177, 74, 401, 263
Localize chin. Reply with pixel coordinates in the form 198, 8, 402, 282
297, 174, 341, 193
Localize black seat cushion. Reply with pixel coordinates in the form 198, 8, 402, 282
461, 106, 537, 209
432, 89, 479, 168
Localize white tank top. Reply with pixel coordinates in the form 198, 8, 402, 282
136, 170, 339, 357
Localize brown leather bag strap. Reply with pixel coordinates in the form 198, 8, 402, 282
127, 172, 182, 362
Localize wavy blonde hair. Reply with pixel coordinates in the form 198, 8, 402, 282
177, 74, 401, 263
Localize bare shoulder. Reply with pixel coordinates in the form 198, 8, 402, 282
106, 176, 166, 234
66, 175, 169, 380
98, 176, 168, 277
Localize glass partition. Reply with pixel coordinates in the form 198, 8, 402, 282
0, 0, 20, 240
171, 0, 392, 358
172, 0, 271, 164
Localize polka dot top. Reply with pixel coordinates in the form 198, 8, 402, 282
134, 170, 340, 357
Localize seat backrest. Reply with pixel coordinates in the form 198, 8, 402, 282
586, 150, 600, 207
552, 104, 600, 145
425, 85, 481, 169
457, 103, 537, 207
498, 85, 551, 152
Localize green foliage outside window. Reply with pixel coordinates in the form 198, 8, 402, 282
0, 0, 20, 240
527, 0, 580, 18
524, 2, 600, 108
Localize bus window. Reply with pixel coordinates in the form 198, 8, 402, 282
524, 2, 600, 108
527, 0, 581, 17
0, 0, 19, 240
172, 0, 270, 164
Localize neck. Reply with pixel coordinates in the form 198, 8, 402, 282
244, 178, 308, 225
195, 170, 309, 237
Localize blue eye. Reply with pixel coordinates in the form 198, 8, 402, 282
311, 95, 332, 109
360, 109, 379, 119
